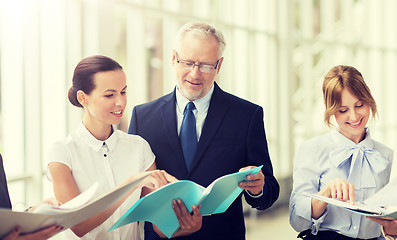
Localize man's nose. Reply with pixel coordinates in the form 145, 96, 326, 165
189, 64, 201, 76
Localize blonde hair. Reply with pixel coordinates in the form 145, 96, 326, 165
322, 65, 377, 126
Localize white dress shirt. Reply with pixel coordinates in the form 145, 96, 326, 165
47, 123, 155, 240
289, 128, 393, 239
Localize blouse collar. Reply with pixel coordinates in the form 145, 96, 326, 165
76, 122, 117, 152
331, 127, 373, 149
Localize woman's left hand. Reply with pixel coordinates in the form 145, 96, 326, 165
3, 225, 62, 240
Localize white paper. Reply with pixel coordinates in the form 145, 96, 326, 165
303, 193, 397, 220
304, 193, 384, 214
32, 183, 99, 214
364, 177, 397, 206
0, 172, 150, 237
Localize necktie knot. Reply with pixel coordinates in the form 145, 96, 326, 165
185, 102, 196, 113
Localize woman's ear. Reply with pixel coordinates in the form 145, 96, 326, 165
77, 90, 87, 107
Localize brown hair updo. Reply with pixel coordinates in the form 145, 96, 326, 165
68, 55, 123, 108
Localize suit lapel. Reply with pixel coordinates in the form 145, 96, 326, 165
160, 90, 189, 175
189, 83, 229, 173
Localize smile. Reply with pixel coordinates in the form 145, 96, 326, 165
348, 118, 363, 128
112, 110, 123, 115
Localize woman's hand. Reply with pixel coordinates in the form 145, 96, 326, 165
27, 198, 61, 212
3, 225, 62, 240
311, 178, 355, 219
367, 217, 397, 237
140, 170, 179, 191
320, 178, 355, 203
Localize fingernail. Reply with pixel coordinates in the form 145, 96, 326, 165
177, 199, 182, 203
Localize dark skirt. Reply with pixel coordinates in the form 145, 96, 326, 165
298, 229, 377, 240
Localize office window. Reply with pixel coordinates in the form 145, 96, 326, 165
1, 0, 397, 218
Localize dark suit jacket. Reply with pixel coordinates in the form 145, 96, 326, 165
0, 154, 12, 209
129, 82, 279, 240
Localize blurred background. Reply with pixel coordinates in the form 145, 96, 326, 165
1, 0, 397, 239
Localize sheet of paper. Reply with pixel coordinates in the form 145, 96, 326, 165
364, 177, 397, 206
32, 183, 99, 215
304, 193, 384, 215
0, 171, 150, 237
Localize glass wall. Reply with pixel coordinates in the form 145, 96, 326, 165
1, 0, 397, 229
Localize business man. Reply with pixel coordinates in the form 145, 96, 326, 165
129, 22, 279, 240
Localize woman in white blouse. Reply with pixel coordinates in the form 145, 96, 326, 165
47, 55, 178, 240
289, 65, 393, 240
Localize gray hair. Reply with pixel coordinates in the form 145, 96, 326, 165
174, 22, 226, 58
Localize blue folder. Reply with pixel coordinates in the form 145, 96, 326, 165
108, 165, 263, 238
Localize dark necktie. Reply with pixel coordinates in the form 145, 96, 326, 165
180, 102, 197, 170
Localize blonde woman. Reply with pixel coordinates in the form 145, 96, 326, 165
289, 65, 393, 240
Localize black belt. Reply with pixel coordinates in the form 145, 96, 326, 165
297, 229, 377, 240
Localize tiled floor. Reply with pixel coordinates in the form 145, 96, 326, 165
245, 205, 298, 240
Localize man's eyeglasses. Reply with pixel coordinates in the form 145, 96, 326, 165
175, 52, 220, 73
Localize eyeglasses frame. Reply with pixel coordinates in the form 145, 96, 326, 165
175, 52, 221, 73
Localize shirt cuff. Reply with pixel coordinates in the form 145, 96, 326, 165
310, 208, 328, 235
383, 226, 397, 240
245, 189, 263, 198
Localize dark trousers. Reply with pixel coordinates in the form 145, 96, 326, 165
298, 230, 377, 240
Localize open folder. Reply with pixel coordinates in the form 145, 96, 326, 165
108, 166, 263, 238
304, 176, 397, 220
0, 171, 151, 237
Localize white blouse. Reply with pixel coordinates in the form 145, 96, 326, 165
289, 129, 393, 239
47, 123, 155, 240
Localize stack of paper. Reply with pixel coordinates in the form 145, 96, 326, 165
304, 177, 397, 220
0, 172, 150, 237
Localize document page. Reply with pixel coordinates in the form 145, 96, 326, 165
33, 183, 99, 214
0, 171, 150, 237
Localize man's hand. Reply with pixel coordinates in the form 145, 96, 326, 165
153, 199, 202, 238
172, 199, 202, 234
238, 166, 265, 195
